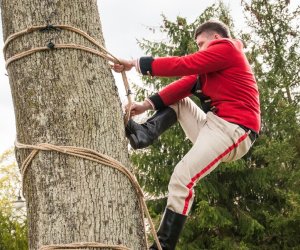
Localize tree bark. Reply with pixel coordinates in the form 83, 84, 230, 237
1, 0, 147, 249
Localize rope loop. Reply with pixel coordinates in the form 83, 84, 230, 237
16, 142, 162, 250
39, 242, 130, 250
3, 24, 133, 124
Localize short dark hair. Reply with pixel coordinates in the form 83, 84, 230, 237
194, 20, 231, 39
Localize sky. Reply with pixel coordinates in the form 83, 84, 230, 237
0, 0, 298, 153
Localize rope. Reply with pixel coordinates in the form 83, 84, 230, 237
16, 142, 162, 250
5, 44, 114, 68
3, 24, 133, 123
5, 24, 161, 249
39, 242, 130, 250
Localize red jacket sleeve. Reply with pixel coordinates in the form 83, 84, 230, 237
148, 75, 197, 109
151, 39, 236, 77
158, 75, 197, 105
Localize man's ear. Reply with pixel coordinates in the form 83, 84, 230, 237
214, 34, 222, 39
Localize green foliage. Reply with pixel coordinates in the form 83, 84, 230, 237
0, 212, 28, 250
0, 149, 28, 250
132, 1, 300, 249
0, 149, 19, 213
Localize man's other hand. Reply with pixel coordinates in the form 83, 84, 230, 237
112, 59, 135, 72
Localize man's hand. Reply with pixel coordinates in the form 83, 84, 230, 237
126, 100, 153, 117
112, 59, 135, 72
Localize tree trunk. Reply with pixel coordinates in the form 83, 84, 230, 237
1, 0, 147, 249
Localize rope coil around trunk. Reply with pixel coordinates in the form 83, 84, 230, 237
16, 142, 161, 250
4, 25, 162, 250
39, 242, 130, 250
3, 24, 133, 123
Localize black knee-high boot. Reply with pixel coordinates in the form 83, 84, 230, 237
149, 208, 187, 250
125, 107, 177, 149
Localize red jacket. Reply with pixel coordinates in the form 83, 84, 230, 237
139, 38, 261, 133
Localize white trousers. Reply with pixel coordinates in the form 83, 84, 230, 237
168, 98, 253, 215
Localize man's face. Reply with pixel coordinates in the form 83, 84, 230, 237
196, 32, 221, 51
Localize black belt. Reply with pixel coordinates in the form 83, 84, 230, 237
238, 124, 258, 143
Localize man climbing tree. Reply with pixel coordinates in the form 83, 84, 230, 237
113, 20, 261, 249
1, 0, 148, 249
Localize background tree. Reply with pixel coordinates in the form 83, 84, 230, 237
0, 149, 27, 250
240, 0, 300, 248
1, 0, 147, 249
132, 1, 300, 249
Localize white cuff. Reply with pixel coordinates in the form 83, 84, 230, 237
145, 98, 155, 110
134, 58, 141, 74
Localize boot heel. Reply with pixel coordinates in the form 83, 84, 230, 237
129, 134, 139, 149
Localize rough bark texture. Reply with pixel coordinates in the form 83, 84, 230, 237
1, 0, 147, 249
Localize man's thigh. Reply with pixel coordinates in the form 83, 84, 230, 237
170, 98, 206, 144
167, 113, 252, 214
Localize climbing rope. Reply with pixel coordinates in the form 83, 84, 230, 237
3, 24, 133, 123
4, 25, 162, 250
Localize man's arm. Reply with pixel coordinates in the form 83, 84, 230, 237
126, 75, 197, 116
139, 39, 236, 77
147, 75, 198, 109
112, 39, 237, 77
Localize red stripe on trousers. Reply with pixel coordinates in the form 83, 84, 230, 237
182, 133, 249, 215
